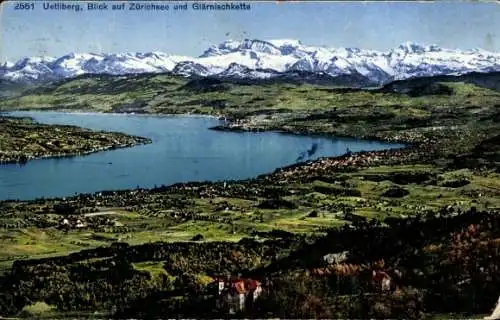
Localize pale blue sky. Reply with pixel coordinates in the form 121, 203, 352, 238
1, 1, 499, 62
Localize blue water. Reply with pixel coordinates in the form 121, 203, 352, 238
0, 111, 405, 201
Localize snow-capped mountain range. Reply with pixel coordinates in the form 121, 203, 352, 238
2, 39, 500, 85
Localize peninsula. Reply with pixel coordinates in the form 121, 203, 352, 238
0, 116, 151, 164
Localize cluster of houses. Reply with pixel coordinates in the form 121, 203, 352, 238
57, 215, 122, 230
59, 217, 87, 229
316, 251, 401, 293
209, 252, 403, 315
212, 276, 263, 314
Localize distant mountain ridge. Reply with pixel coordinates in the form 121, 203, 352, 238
379, 71, 500, 94
1, 39, 500, 86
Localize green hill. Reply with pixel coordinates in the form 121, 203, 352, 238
1, 72, 499, 119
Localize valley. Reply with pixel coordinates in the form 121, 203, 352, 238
0, 71, 499, 318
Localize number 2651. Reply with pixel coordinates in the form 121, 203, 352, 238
14, 3, 35, 10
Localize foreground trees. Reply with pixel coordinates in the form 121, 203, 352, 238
0, 207, 499, 318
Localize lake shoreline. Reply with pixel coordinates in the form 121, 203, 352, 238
4, 109, 223, 119
5, 109, 416, 158
209, 124, 414, 148
7, 109, 417, 146
0, 115, 152, 165
0, 141, 152, 165
1, 110, 410, 202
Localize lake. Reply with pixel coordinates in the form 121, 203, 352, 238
0, 111, 406, 200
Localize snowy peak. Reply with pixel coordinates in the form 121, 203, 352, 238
268, 39, 302, 48
199, 40, 243, 57
200, 38, 283, 57
172, 61, 212, 77
2, 39, 500, 85
1, 61, 14, 69
393, 41, 442, 55
217, 62, 279, 79
1, 56, 58, 81
9, 57, 56, 75
238, 39, 281, 55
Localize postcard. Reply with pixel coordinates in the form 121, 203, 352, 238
0, 0, 500, 319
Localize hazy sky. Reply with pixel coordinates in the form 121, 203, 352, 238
1, 1, 499, 62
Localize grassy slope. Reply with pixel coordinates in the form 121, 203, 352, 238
1, 73, 499, 117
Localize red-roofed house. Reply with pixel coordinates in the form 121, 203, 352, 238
372, 270, 392, 292
213, 276, 263, 314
